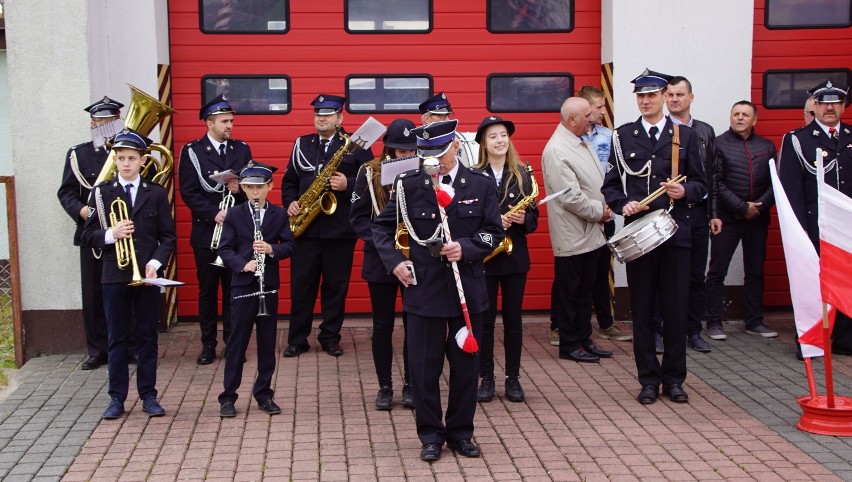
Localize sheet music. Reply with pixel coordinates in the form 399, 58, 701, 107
143, 278, 185, 288
349, 117, 386, 151
208, 170, 239, 184
537, 187, 572, 206
381, 156, 421, 186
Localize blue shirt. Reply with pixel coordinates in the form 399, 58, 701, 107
582, 124, 613, 172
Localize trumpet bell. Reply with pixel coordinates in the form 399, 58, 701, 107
126, 84, 176, 136
210, 256, 226, 268
320, 191, 337, 215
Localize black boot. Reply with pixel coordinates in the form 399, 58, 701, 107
505, 376, 525, 403
477, 376, 495, 402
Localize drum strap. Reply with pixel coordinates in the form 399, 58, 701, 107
670, 124, 680, 203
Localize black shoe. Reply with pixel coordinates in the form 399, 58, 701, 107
637, 385, 658, 405
505, 376, 525, 403
448, 438, 480, 458
420, 443, 442, 462
197, 345, 216, 365
257, 399, 281, 415
375, 386, 393, 411
282, 344, 309, 358
663, 384, 689, 403
321, 342, 344, 357
102, 397, 125, 420
402, 384, 414, 409
82, 355, 106, 370
142, 396, 165, 417
220, 401, 236, 418
559, 347, 600, 363
688, 334, 712, 353
655, 333, 664, 354
582, 342, 613, 358
477, 376, 495, 402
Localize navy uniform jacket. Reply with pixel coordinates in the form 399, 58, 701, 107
601, 117, 708, 247
58, 142, 109, 246
217, 202, 296, 289
281, 131, 373, 239
481, 164, 539, 276
350, 163, 399, 284
178, 136, 252, 248
371, 165, 504, 317
81, 179, 177, 284
778, 120, 852, 248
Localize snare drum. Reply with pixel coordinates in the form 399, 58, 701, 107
607, 209, 678, 263
455, 132, 479, 167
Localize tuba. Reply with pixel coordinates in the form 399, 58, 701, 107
289, 128, 351, 238
93, 84, 176, 187
109, 198, 144, 286
483, 164, 539, 263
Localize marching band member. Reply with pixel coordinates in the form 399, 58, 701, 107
419, 92, 453, 125
81, 129, 177, 419
57, 96, 123, 370
601, 69, 706, 405
178, 95, 252, 365
281, 94, 372, 358
217, 162, 295, 418
472, 116, 538, 403
350, 119, 417, 410
371, 120, 503, 462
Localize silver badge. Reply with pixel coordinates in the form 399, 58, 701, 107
479, 233, 493, 246
403, 127, 410, 137
634, 130, 639, 135
318, 95, 325, 102
422, 131, 430, 140
460, 178, 466, 184
641, 68, 650, 76
206, 146, 212, 151
351, 191, 360, 203
630, 153, 636, 158
490, 116, 497, 120
88, 207, 96, 218
606, 163, 614, 173
441, 93, 446, 99
814, 130, 821, 137
827, 80, 833, 89
509, 193, 515, 198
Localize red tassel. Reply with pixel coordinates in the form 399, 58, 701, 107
435, 188, 452, 207
462, 334, 478, 354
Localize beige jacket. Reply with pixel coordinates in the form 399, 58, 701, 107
541, 123, 607, 256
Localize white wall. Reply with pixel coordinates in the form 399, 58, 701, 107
0, 52, 12, 259
5, 0, 168, 311
604, 0, 754, 288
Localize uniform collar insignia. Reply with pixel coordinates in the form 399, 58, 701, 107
845, 128, 850, 135
460, 177, 466, 184
668, 128, 673, 135
813, 130, 820, 137
206, 145, 212, 150
633, 129, 639, 136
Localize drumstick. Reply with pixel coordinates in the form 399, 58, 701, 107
624, 175, 686, 217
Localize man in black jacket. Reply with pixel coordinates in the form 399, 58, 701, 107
705, 101, 776, 339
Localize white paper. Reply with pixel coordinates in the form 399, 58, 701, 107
381, 156, 421, 186
208, 170, 239, 184
142, 277, 185, 287
537, 187, 572, 206
349, 117, 386, 151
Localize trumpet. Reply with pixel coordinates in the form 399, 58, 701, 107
210, 190, 235, 268
109, 198, 144, 286
394, 224, 410, 258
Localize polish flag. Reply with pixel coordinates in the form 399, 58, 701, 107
769, 160, 831, 358
817, 154, 852, 318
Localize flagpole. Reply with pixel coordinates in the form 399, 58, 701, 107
823, 302, 836, 407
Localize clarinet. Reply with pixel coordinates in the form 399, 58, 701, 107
234, 201, 276, 316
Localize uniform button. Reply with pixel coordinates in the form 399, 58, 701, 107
651, 155, 656, 159
652, 175, 657, 179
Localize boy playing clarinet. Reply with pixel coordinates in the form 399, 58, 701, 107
217, 161, 296, 417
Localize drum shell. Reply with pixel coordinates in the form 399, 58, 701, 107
607, 209, 678, 263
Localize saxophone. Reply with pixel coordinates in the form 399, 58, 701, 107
289, 129, 352, 238
483, 164, 538, 263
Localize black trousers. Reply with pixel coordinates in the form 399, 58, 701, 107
593, 222, 616, 329
288, 238, 356, 348
193, 247, 232, 348
627, 245, 690, 387
368, 281, 409, 387
102, 283, 160, 402
833, 312, 852, 352
705, 221, 768, 330
481, 272, 526, 378
406, 312, 481, 446
80, 247, 108, 359
554, 247, 602, 354
219, 285, 278, 405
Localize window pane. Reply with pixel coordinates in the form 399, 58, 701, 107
200, 0, 289, 33
202, 76, 291, 114
763, 70, 851, 108
488, 74, 572, 112
346, 0, 430, 32
766, 0, 851, 28
488, 0, 573, 33
347, 76, 432, 113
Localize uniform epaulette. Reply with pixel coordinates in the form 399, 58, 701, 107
184, 139, 201, 148
468, 167, 489, 177
230, 138, 248, 146
616, 121, 634, 130
70, 142, 89, 151
93, 179, 111, 188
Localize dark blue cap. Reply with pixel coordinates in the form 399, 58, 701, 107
112, 128, 152, 152
383, 119, 417, 150
85, 96, 124, 118
631, 68, 674, 94
475, 116, 515, 144
808, 80, 850, 105
200, 94, 234, 120
239, 160, 278, 185
413, 119, 458, 158
418, 92, 453, 115
311, 94, 346, 115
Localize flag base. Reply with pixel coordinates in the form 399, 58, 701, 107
796, 395, 852, 436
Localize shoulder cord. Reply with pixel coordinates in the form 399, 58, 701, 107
293, 137, 317, 172
791, 134, 840, 188
365, 166, 382, 217
69, 150, 93, 190
612, 130, 653, 195
187, 145, 225, 194
396, 179, 442, 246
91, 186, 107, 260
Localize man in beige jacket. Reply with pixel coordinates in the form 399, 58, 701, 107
542, 97, 614, 363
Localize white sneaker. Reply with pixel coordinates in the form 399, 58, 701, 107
707, 325, 727, 340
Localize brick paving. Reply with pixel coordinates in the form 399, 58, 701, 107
0, 313, 850, 481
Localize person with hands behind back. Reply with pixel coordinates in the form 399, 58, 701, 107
81, 129, 177, 420
217, 161, 295, 418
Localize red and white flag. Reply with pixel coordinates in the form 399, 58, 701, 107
817, 153, 852, 318
769, 160, 832, 358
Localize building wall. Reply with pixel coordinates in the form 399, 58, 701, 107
0, 51, 12, 259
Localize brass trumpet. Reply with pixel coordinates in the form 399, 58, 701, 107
210, 190, 235, 268
484, 165, 539, 263
394, 223, 410, 258
109, 197, 144, 286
